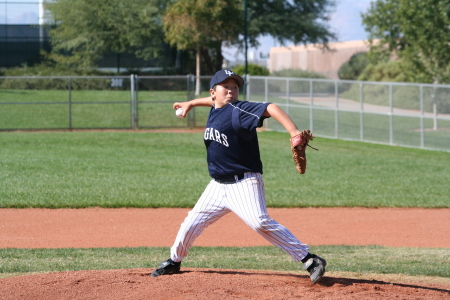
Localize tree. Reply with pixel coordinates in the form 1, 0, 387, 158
163, 0, 242, 94
45, 0, 168, 70
164, 0, 336, 93
246, 0, 337, 50
361, 0, 450, 84
338, 52, 369, 80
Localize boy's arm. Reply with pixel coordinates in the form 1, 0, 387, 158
173, 97, 214, 118
264, 103, 302, 137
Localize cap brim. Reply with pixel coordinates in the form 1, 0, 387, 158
229, 75, 244, 87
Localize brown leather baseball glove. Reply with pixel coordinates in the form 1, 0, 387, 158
290, 130, 317, 174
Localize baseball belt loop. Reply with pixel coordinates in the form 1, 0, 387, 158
234, 175, 239, 182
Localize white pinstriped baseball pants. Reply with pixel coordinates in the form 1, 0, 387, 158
170, 172, 310, 262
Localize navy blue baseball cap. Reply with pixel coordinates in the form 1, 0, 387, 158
210, 69, 244, 89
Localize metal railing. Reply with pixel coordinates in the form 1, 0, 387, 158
1, 75, 449, 152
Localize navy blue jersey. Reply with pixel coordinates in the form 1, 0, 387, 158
204, 101, 271, 178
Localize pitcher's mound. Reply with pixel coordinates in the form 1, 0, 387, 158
1, 268, 449, 300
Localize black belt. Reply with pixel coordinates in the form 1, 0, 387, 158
213, 173, 245, 184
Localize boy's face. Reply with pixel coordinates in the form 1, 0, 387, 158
210, 78, 240, 108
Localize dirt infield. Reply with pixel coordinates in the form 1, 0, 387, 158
1, 208, 449, 299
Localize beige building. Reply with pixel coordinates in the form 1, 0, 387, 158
269, 40, 371, 80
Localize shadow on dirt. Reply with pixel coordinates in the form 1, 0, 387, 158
192, 269, 450, 295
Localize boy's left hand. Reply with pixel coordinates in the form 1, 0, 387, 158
290, 130, 317, 174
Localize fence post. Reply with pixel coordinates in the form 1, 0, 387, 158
192, 74, 196, 127
309, 80, 313, 131
286, 78, 290, 115
264, 77, 268, 103
389, 84, 393, 146
130, 74, 135, 130
432, 84, 438, 131
68, 77, 72, 130
134, 75, 139, 129
245, 74, 249, 101
359, 82, 364, 141
186, 74, 191, 101
187, 74, 195, 127
335, 81, 338, 139
420, 85, 424, 148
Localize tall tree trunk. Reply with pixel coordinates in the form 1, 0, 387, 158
215, 42, 223, 71
201, 47, 213, 75
195, 45, 201, 96
200, 42, 224, 74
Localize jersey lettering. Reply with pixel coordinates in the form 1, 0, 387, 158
221, 134, 229, 147
214, 130, 221, 142
204, 127, 229, 147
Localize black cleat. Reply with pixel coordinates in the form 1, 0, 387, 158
150, 259, 181, 277
303, 254, 327, 284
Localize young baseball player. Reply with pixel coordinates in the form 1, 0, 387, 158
151, 69, 326, 284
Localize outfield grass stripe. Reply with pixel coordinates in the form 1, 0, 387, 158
0, 246, 448, 278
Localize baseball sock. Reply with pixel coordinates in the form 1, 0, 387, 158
301, 253, 313, 263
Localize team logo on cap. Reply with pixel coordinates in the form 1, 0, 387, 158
210, 69, 244, 89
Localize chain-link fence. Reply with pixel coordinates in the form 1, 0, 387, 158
1, 75, 449, 152
248, 76, 450, 152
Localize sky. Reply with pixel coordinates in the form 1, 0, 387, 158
0, 0, 41, 24
222, 0, 374, 62
1, 0, 374, 62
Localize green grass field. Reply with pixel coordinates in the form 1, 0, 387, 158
1, 131, 448, 208
0, 130, 449, 281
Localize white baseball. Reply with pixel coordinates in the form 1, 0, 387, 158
176, 108, 184, 118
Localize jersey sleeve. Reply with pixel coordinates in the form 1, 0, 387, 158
231, 101, 271, 140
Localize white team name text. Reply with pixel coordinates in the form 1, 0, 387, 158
204, 128, 229, 147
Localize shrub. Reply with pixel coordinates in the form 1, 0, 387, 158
232, 64, 270, 76
357, 60, 430, 84
270, 68, 327, 79
266, 68, 330, 94
338, 52, 369, 80
1, 63, 115, 77
0, 64, 118, 90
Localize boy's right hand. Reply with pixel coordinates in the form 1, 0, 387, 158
173, 102, 191, 118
